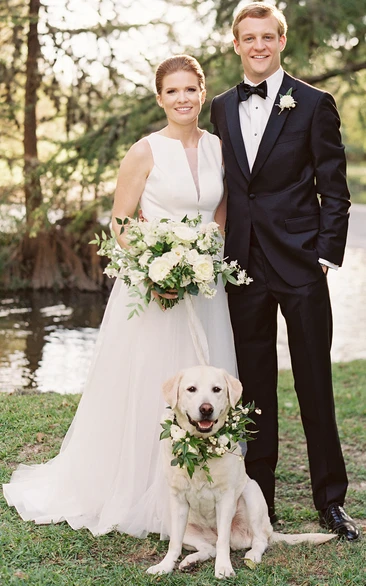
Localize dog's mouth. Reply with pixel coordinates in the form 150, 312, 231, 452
187, 414, 217, 434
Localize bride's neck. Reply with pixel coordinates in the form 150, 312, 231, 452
161, 123, 203, 148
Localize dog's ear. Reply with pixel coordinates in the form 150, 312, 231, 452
162, 371, 183, 408
223, 371, 243, 408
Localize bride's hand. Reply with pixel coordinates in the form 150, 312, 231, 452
152, 289, 178, 301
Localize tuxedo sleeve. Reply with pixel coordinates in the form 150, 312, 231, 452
311, 92, 350, 267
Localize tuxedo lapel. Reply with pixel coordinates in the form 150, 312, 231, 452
251, 73, 298, 182
225, 89, 251, 182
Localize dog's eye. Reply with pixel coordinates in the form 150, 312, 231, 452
187, 386, 197, 393
212, 386, 222, 393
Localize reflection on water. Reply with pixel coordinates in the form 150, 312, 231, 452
277, 247, 366, 370
0, 291, 107, 394
0, 246, 365, 394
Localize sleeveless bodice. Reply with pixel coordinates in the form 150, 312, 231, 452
140, 131, 224, 223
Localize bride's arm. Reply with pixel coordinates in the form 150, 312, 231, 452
112, 139, 153, 248
214, 180, 228, 238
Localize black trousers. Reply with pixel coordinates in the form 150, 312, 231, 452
228, 238, 348, 512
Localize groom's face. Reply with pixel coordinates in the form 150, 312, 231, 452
233, 15, 286, 84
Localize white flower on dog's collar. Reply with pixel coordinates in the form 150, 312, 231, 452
160, 401, 260, 482
276, 88, 297, 115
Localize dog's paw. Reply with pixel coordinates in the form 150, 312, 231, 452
244, 549, 262, 564
215, 564, 236, 579
146, 562, 174, 575
178, 558, 198, 572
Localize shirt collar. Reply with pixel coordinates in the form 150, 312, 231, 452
244, 67, 284, 102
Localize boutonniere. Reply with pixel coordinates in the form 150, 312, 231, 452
276, 87, 297, 115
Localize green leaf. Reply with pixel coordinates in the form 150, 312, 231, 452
244, 559, 257, 570
226, 274, 238, 285
160, 429, 171, 440
116, 217, 123, 225
187, 461, 195, 478
186, 283, 199, 295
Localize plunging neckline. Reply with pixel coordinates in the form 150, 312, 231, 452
184, 147, 200, 200
153, 131, 205, 202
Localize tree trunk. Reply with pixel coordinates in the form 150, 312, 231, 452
24, 0, 42, 222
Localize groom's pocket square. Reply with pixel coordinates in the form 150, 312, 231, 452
285, 214, 319, 233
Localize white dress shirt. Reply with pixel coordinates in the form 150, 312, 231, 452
239, 67, 338, 270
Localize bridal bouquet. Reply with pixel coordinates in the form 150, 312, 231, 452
91, 214, 251, 319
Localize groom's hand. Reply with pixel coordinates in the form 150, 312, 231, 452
321, 264, 329, 275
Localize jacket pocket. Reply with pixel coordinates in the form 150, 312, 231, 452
285, 214, 319, 233
276, 131, 306, 145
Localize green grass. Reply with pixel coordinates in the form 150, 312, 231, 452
1, 361, 365, 585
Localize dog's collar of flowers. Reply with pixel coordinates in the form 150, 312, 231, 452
160, 401, 260, 482
276, 87, 297, 115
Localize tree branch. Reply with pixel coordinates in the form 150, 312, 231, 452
302, 60, 366, 84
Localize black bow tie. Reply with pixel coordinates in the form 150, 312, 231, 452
237, 80, 267, 101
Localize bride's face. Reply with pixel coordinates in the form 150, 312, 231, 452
156, 70, 206, 126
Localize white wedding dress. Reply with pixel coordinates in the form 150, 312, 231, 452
3, 131, 237, 538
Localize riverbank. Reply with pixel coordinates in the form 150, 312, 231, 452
1, 360, 365, 585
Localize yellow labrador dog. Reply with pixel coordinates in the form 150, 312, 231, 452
147, 365, 335, 580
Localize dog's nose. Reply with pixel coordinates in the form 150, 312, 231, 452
199, 403, 214, 416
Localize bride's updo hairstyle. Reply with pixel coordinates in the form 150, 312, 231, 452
155, 55, 205, 95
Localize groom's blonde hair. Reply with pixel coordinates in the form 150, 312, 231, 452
232, 2, 288, 40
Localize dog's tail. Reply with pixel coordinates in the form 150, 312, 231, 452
271, 532, 336, 545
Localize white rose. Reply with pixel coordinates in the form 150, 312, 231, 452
161, 251, 178, 269
185, 249, 200, 264
162, 245, 185, 267
148, 257, 172, 282
193, 256, 214, 282
172, 225, 197, 243
170, 424, 186, 441
218, 435, 230, 447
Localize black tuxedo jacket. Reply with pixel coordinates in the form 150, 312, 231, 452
211, 72, 351, 287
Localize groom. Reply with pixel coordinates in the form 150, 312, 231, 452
211, 2, 359, 540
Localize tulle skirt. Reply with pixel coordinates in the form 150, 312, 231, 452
3, 278, 237, 538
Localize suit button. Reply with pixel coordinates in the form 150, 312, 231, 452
249, 193, 256, 199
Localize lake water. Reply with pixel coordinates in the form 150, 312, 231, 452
0, 291, 107, 394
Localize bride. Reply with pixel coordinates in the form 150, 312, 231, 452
3, 55, 237, 539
